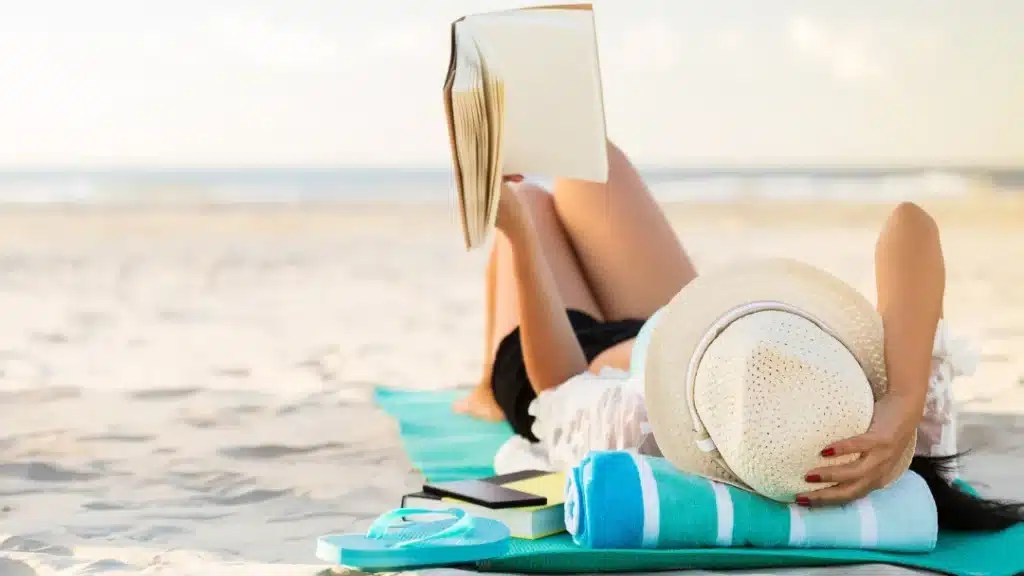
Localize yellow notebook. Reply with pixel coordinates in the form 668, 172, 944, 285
501, 472, 566, 511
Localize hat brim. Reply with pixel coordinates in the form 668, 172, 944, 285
644, 258, 915, 496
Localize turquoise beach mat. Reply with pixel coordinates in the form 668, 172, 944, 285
374, 386, 1024, 576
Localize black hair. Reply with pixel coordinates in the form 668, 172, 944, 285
910, 454, 1024, 531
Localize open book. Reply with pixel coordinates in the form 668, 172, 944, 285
443, 3, 609, 250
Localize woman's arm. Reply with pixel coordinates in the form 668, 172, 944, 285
800, 202, 945, 506
875, 201, 945, 411
498, 183, 589, 393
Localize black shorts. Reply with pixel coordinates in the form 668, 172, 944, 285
490, 309, 647, 442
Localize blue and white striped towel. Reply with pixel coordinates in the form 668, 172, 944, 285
565, 451, 938, 552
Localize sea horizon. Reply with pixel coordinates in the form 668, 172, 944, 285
0, 165, 1021, 205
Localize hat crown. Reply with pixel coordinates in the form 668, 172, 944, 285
643, 258, 915, 501
694, 310, 874, 501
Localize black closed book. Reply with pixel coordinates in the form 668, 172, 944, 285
401, 469, 548, 507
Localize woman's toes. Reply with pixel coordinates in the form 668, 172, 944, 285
452, 390, 504, 422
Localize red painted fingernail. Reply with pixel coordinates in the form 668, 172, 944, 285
806, 474, 822, 483
796, 496, 811, 507
821, 448, 836, 457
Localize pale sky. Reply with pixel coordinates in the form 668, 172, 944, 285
0, 0, 1021, 168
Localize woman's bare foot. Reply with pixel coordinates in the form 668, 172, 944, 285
453, 380, 505, 422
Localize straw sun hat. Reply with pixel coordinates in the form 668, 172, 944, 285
643, 258, 915, 503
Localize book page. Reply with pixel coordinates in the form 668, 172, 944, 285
475, 35, 506, 239
450, 22, 488, 248
463, 8, 608, 183
442, 21, 469, 249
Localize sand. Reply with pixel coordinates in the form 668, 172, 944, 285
1, 199, 1022, 576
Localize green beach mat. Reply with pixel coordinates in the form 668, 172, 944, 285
374, 386, 1024, 576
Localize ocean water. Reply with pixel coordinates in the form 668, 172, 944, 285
0, 167, 1019, 205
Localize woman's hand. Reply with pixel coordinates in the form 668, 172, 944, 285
798, 391, 923, 507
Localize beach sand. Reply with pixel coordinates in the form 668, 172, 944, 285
1, 199, 1023, 575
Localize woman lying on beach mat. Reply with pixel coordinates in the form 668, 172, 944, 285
454, 140, 1024, 531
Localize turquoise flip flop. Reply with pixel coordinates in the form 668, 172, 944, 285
316, 508, 511, 570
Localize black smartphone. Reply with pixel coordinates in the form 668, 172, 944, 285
422, 479, 547, 509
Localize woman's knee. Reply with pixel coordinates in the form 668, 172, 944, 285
606, 140, 631, 170
552, 140, 644, 213
514, 182, 557, 220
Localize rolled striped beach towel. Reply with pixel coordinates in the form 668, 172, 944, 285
565, 451, 938, 552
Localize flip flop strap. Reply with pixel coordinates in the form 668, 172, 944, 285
366, 508, 476, 549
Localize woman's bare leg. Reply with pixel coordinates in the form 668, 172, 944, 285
455, 183, 602, 417
498, 184, 604, 392
554, 141, 697, 321
492, 184, 603, 350
453, 241, 504, 420
552, 141, 698, 373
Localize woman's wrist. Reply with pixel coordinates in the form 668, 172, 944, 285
882, 387, 926, 436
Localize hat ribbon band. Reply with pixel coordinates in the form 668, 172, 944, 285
695, 437, 717, 453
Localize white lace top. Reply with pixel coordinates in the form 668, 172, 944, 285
520, 320, 978, 475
